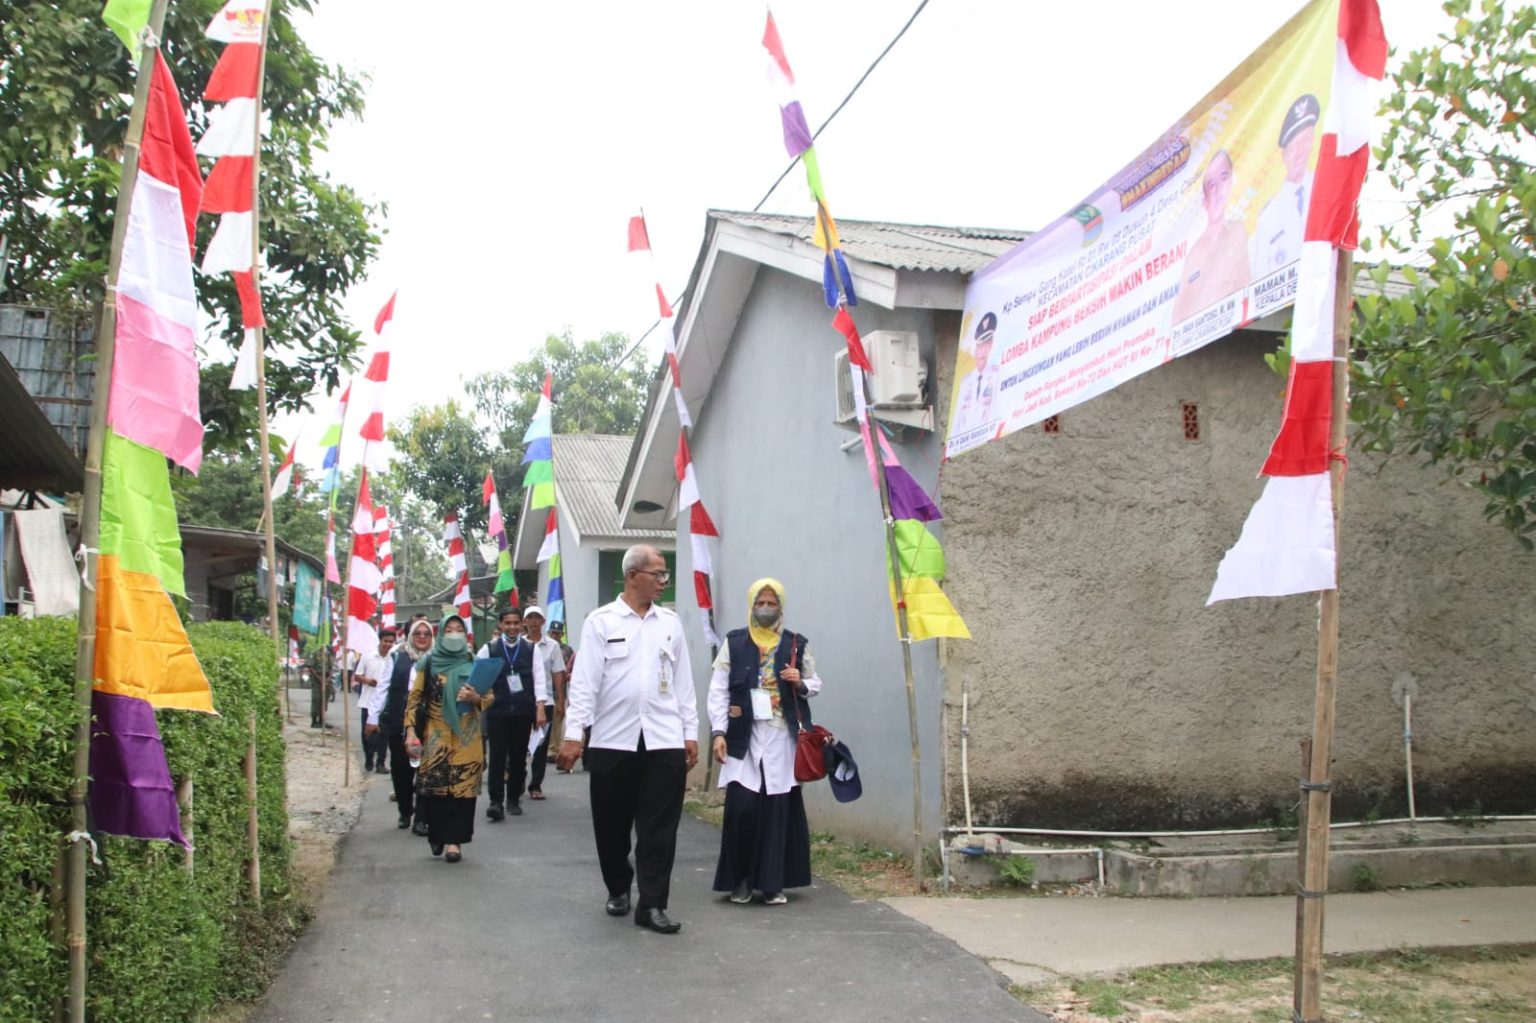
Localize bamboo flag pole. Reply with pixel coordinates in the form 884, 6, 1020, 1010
1294, 250, 1355, 1023
870, 429, 925, 890
246, 0, 284, 723
242, 0, 277, 906
67, 3, 171, 1018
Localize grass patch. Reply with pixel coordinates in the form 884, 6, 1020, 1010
1012, 946, 1536, 1022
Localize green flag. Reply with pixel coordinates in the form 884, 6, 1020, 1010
102, 0, 152, 51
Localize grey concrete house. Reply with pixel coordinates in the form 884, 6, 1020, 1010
618, 210, 1536, 854
513, 433, 674, 628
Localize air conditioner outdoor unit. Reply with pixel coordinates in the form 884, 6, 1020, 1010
832, 334, 934, 432
864, 330, 927, 408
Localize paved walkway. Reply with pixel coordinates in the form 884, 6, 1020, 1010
886, 885, 1536, 984
253, 758, 1042, 1022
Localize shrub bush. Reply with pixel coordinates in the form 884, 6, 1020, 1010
0, 617, 298, 1022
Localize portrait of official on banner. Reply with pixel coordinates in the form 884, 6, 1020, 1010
946, 0, 1343, 456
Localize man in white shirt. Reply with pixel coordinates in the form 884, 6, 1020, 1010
521, 606, 567, 801
356, 629, 396, 775
558, 545, 699, 934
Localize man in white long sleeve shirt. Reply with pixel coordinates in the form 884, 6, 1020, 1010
557, 545, 699, 935
356, 630, 395, 774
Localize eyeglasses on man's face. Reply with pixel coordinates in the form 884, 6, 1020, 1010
632, 568, 670, 585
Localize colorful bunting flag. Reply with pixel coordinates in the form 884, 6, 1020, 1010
103, 0, 152, 52
761, 10, 857, 307
521, 373, 557, 509
535, 509, 563, 625
1208, 0, 1386, 603
318, 383, 351, 494
88, 46, 213, 847
483, 470, 516, 596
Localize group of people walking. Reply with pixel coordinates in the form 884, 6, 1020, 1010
349, 543, 833, 934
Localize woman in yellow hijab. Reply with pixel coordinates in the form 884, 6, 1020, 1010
707, 577, 822, 906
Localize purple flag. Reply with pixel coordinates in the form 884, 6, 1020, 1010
780, 100, 813, 157
89, 691, 188, 847
885, 463, 942, 522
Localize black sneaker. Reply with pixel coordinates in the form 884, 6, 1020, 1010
508, 801, 524, 816
487, 802, 505, 822
397, 815, 411, 829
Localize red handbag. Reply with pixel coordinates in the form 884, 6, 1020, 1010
786, 640, 832, 783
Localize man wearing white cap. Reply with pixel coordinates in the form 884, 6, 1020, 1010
520, 606, 567, 801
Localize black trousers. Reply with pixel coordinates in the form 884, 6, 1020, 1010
387, 731, 415, 818
529, 705, 553, 792
586, 735, 687, 911
362, 712, 388, 769
485, 714, 534, 806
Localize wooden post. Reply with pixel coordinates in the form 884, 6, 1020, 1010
177, 777, 194, 874
245, 714, 261, 903
66, 6, 170, 1020
871, 435, 925, 891
1291, 737, 1312, 1022
1294, 250, 1354, 1022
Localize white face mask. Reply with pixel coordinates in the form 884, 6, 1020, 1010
752, 605, 781, 627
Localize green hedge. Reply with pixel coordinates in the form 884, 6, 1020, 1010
0, 617, 300, 1023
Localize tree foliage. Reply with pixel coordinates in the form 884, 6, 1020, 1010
1351, 0, 1536, 545
389, 331, 651, 538
0, 0, 384, 453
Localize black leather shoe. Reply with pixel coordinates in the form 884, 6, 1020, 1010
430, 843, 444, 857
397, 815, 411, 829
508, 801, 524, 816
411, 818, 429, 837
486, 802, 504, 822
635, 907, 681, 934
604, 893, 631, 917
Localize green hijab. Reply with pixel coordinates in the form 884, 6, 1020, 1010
431, 613, 477, 736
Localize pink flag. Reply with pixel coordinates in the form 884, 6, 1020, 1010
626, 216, 651, 252
109, 53, 205, 474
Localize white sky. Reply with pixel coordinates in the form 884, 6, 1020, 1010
275, 0, 1446, 467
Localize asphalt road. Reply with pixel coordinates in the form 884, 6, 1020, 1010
251, 754, 1043, 1023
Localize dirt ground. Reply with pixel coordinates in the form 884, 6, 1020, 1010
1016, 946, 1536, 1023
282, 713, 373, 897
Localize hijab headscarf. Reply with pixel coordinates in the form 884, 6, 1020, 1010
402, 619, 434, 663
747, 577, 786, 652
431, 613, 477, 736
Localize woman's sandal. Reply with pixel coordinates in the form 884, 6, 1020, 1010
529, 789, 545, 800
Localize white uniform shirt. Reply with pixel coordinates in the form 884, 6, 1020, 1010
530, 635, 564, 705
707, 643, 821, 796
564, 598, 698, 751
1253, 180, 1307, 275
356, 652, 393, 723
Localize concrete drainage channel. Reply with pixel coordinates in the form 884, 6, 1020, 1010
946, 820, 1536, 897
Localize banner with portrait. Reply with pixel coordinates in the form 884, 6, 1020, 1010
945, 0, 1341, 456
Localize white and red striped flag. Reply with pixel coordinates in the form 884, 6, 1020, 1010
628, 213, 691, 427
690, 502, 720, 646
272, 429, 298, 497
674, 432, 700, 511
537, 508, 560, 564
375, 506, 395, 629
357, 293, 396, 473
1208, 0, 1386, 603
346, 472, 382, 654
443, 511, 472, 618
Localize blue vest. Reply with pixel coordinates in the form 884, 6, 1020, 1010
486, 637, 536, 718
723, 628, 810, 759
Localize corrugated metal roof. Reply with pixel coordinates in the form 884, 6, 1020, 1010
709, 210, 1027, 274
553, 434, 671, 541
0, 353, 84, 493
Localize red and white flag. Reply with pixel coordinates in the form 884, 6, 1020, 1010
675, 432, 700, 511
1208, 0, 1386, 603
376, 508, 396, 629
357, 293, 396, 473
443, 511, 472, 618
199, 1, 265, 277
537, 508, 560, 564
110, 54, 205, 473
272, 430, 298, 497
690, 502, 720, 646
346, 472, 382, 654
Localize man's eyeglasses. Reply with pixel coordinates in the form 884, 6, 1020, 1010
632, 569, 671, 585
